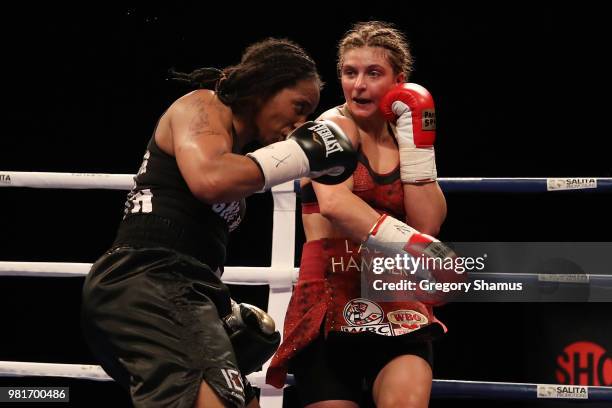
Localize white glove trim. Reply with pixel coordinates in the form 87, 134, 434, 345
393, 101, 438, 183
247, 139, 309, 191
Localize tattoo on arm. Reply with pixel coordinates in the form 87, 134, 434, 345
188, 100, 212, 139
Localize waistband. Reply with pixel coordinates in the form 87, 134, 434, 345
113, 213, 224, 270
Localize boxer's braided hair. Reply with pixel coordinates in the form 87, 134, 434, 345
337, 21, 413, 78
169, 38, 321, 116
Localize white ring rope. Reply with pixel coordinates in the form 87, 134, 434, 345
0, 361, 110, 382
0, 172, 135, 190
0, 171, 298, 192
0, 361, 272, 389
0, 262, 299, 285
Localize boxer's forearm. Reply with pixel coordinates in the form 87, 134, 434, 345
403, 181, 447, 236
313, 182, 381, 242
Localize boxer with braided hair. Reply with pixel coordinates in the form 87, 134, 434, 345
169, 38, 322, 118
82, 38, 357, 408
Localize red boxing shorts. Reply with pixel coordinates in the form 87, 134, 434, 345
266, 238, 446, 388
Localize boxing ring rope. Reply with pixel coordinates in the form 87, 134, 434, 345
2, 263, 612, 290
1, 171, 611, 406
0, 262, 297, 284
2, 171, 612, 193
1, 361, 610, 402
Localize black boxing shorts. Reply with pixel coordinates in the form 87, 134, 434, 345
290, 328, 433, 407
81, 246, 255, 408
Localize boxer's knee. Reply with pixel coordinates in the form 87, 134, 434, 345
373, 355, 432, 408
195, 380, 227, 408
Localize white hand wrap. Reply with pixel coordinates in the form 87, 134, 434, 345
247, 139, 310, 191
394, 101, 438, 183
363, 214, 425, 255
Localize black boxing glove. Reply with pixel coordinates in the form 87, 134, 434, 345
247, 120, 357, 190
223, 300, 281, 375
289, 120, 358, 185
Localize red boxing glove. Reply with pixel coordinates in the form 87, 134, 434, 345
363, 214, 466, 306
379, 83, 437, 183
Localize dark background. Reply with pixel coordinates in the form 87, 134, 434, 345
1, 4, 611, 407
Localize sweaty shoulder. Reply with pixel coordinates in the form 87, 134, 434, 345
316, 111, 360, 149
169, 89, 232, 124
161, 90, 233, 154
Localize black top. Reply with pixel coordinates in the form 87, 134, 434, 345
114, 121, 245, 271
